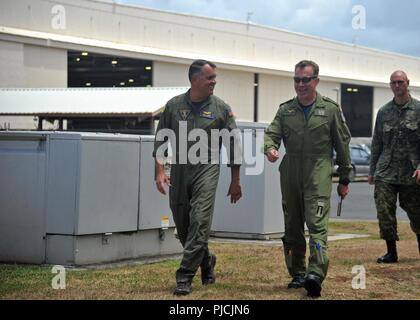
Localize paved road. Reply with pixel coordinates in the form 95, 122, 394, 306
331, 181, 408, 221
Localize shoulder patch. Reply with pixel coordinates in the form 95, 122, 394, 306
224, 105, 235, 118
280, 98, 294, 107
322, 96, 339, 107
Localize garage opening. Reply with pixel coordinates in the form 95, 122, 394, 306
68, 51, 153, 88
341, 83, 373, 137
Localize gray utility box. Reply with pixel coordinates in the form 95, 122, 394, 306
212, 122, 285, 240
0, 131, 181, 265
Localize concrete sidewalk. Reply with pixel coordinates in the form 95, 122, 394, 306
209, 233, 369, 247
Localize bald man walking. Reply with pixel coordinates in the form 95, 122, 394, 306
368, 70, 420, 263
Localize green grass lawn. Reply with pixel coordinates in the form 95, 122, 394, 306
1, 220, 419, 300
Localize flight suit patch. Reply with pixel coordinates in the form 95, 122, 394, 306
314, 242, 325, 264
284, 109, 296, 116
179, 109, 191, 120
314, 109, 326, 116
200, 110, 215, 119
316, 201, 325, 217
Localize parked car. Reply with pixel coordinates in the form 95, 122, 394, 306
332, 144, 370, 181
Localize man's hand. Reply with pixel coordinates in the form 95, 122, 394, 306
412, 170, 420, 184
227, 180, 242, 204
337, 184, 349, 199
266, 149, 279, 163
368, 175, 375, 185
155, 173, 171, 195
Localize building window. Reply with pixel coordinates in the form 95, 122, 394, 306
341, 84, 373, 137
68, 51, 153, 87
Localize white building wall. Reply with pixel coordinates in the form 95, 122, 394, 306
0, 116, 37, 130
317, 80, 341, 103
23, 44, 67, 88
258, 74, 293, 123
0, 41, 66, 88
152, 62, 189, 87
214, 69, 254, 121
1, 0, 419, 87
411, 88, 420, 100
0, 40, 25, 87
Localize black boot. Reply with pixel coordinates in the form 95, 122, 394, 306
417, 234, 420, 255
304, 274, 322, 297
174, 280, 192, 295
287, 276, 305, 289
377, 240, 398, 263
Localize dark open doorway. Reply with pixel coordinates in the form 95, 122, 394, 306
341, 84, 373, 137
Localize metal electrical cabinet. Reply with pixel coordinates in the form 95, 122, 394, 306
212, 122, 285, 239
0, 135, 47, 264
0, 132, 181, 265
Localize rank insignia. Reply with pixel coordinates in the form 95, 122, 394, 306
200, 111, 215, 119
316, 201, 325, 217
284, 109, 296, 116
314, 109, 326, 116
179, 109, 191, 120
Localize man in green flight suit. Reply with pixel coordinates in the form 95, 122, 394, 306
153, 59, 242, 296
368, 70, 420, 263
264, 60, 352, 297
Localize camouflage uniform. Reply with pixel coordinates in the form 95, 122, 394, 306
153, 90, 239, 283
370, 97, 420, 240
264, 93, 352, 283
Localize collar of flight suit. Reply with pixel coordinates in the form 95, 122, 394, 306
290, 92, 327, 119
183, 89, 213, 112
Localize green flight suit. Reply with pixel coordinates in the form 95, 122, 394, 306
370, 97, 420, 240
153, 90, 239, 283
264, 93, 352, 282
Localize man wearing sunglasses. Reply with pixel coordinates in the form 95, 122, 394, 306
368, 70, 420, 264
264, 60, 352, 297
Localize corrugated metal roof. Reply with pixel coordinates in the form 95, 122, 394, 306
0, 87, 189, 116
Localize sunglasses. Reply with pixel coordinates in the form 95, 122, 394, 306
294, 76, 318, 84
390, 80, 405, 86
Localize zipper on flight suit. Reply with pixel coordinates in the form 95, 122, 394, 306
301, 105, 309, 190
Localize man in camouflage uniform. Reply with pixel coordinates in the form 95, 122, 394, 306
153, 60, 242, 295
368, 70, 420, 263
264, 60, 352, 297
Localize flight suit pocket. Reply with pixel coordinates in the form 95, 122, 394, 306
201, 118, 219, 131
383, 123, 393, 145
169, 165, 189, 205
376, 154, 390, 175
309, 116, 329, 132
309, 117, 329, 145
405, 122, 419, 142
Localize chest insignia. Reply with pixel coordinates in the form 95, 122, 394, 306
284, 108, 296, 116
179, 109, 191, 120
314, 109, 326, 116
200, 111, 215, 119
